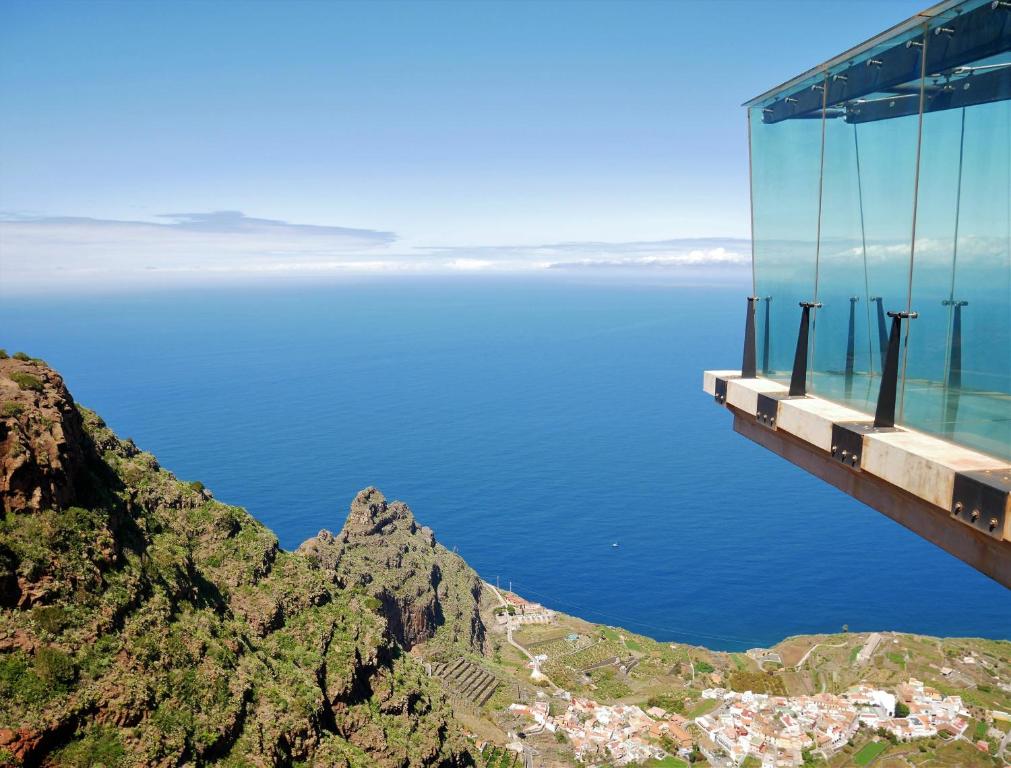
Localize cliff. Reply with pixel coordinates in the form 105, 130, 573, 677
0, 355, 476, 768
298, 489, 485, 654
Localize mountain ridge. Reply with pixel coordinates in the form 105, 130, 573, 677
0, 354, 476, 767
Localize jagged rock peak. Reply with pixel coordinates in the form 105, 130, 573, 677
297, 488, 484, 652
343, 486, 418, 540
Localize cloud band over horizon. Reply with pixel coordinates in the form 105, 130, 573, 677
0, 210, 750, 292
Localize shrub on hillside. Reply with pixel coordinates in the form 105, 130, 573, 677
1, 402, 24, 418
12, 352, 31, 361
33, 605, 69, 635
35, 646, 76, 689
10, 371, 43, 392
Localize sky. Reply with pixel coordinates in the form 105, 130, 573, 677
0, 0, 928, 290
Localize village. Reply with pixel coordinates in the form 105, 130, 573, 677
503, 677, 995, 767
693, 678, 972, 767
481, 588, 1011, 768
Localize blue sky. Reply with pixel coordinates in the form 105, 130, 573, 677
0, 0, 926, 289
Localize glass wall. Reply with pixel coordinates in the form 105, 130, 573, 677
749, 73, 826, 383
747, 0, 1011, 460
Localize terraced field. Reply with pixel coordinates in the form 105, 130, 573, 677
566, 640, 625, 669
432, 658, 500, 706
527, 637, 583, 660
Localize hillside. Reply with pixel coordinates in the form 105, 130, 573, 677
0, 355, 476, 767
1, 353, 1008, 768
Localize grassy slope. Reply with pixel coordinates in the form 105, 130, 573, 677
0, 359, 471, 768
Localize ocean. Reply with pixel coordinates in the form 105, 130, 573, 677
3, 276, 1008, 650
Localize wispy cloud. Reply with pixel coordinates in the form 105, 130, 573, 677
420, 237, 750, 270
0, 210, 749, 292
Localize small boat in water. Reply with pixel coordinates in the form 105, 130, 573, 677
611, 542, 619, 548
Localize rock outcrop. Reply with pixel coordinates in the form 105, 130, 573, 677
0, 355, 474, 768
298, 488, 486, 654
0, 358, 91, 515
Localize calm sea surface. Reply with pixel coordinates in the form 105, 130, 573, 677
3, 277, 1008, 650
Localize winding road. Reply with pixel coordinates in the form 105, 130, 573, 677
485, 582, 562, 693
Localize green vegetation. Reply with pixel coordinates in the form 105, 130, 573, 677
567, 640, 623, 670
0, 376, 473, 767
693, 660, 714, 674
34, 646, 76, 689
50, 726, 126, 768
728, 670, 787, 695
32, 604, 69, 634
0, 652, 55, 708
9, 371, 43, 392
645, 757, 688, 768
646, 694, 688, 715
687, 698, 719, 718
973, 719, 987, 739
853, 740, 888, 765
12, 351, 31, 361
0, 349, 8, 359
589, 667, 631, 699
894, 700, 910, 718
886, 650, 906, 668
1, 401, 24, 418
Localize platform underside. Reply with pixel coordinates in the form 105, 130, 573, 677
704, 371, 1011, 590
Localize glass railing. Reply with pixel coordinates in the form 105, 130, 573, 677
747, 0, 1011, 461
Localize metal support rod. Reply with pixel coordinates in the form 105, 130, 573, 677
943, 299, 968, 389
942, 299, 968, 436
845, 297, 859, 398
789, 301, 821, 397
762, 296, 772, 374
845, 296, 859, 379
871, 296, 888, 371
874, 310, 918, 428
742, 296, 760, 379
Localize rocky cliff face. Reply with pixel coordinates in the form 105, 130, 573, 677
0, 359, 91, 517
0, 355, 474, 768
297, 488, 486, 654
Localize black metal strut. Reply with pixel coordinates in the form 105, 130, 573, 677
761, 296, 772, 375
789, 301, 821, 397
943, 299, 968, 434
845, 297, 859, 397
874, 310, 917, 429
871, 296, 888, 372
742, 296, 760, 379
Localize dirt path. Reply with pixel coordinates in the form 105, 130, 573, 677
485, 582, 562, 693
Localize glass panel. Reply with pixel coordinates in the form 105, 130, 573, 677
904, 13, 1011, 459
747, 0, 1009, 460
749, 75, 825, 384
811, 55, 924, 413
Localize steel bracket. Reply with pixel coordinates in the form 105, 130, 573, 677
714, 376, 737, 406
951, 469, 1011, 541
830, 421, 894, 471
755, 392, 800, 430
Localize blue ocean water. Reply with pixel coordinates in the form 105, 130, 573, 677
2, 277, 1008, 650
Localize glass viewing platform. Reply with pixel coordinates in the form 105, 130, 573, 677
746, 0, 1009, 461
707, 0, 1010, 589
